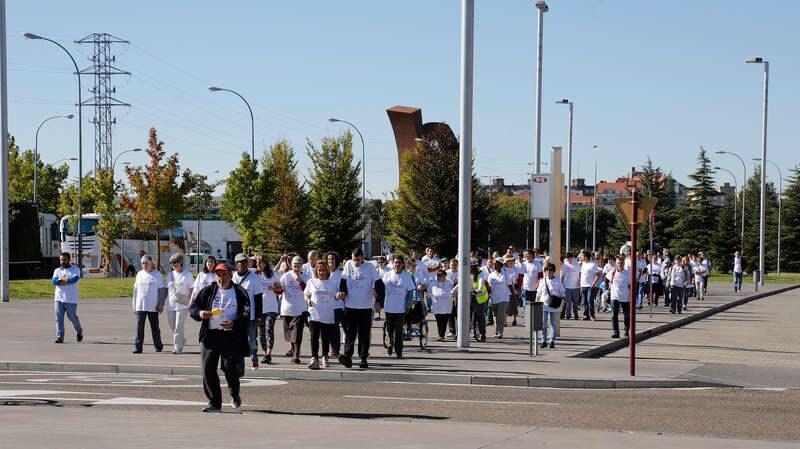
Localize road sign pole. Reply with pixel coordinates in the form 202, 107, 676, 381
629, 190, 638, 377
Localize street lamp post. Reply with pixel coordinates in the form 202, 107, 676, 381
754, 158, 781, 276
592, 144, 598, 252
715, 150, 747, 245
746, 57, 769, 285
34, 114, 73, 204
112, 148, 143, 176
556, 99, 573, 254
53, 157, 78, 166
24, 32, 84, 276
208, 86, 254, 162
328, 117, 367, 256
714, 166, 738, 230
532, 1, 548, 249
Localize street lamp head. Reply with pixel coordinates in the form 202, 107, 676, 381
535, 1, 549, 12
65, 114, 74, 119
132, 148, 143, 152
715, 150, 727, 154
328, 117, 341, 123
555, 98, 570, 104
713, 166, 722, 170
746, 57, 764, 64
753, 158, 762, 162
208, 86, 223, 92
593, 144, 598, 149
22, 32, 43, 40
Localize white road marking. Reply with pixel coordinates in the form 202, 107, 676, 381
0, 377, 285, 389
343, 395, 559, 406
91, 397, 207, 406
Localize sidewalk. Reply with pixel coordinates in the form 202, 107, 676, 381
2, 281, 798, 388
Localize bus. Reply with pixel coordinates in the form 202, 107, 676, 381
59, 213, 190, 277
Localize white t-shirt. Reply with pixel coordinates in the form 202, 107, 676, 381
648, 262, 663, 283
132, 269, 165, 312
166, 268, 194, 311
445, 269, 459, 284
209, 287, 238, 330
670, 265, 686, 287
693, 264, 707, 283
536, 276, 565, 313
342, 261, 379, 309
52, 265, 81, 304
580, 261, 602, 288
487, 270, 511, 304
303, 277, 338, 324
428, 279, 455, 315
302, 261, 317, 279
233, 269, 259, 320
421, 256, 442, 284
606, 269, 630, 302
382, 270, 415, 314
279, 270, 309, 316
193, 271, 216, 298
503, 265, 519, 293
521, 259, 542, 291
733, 257, 743, 274
560, 260, 580, 289
256, 271, 280, 314
636, 258, 647, 281
328, 269, 344, 310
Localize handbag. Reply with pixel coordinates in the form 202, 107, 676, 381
544, 279, 563, 309
175, 291, 191, 306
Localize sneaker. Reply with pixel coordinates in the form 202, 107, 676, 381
307, 357, 320, 370
446, 332, 455, 338
329, 349, 340, 357
76, 331, 83, 342
291, 357, 301, 364
396, 353, 403, 359
231, 395, 241, 409
155, 347, 163, 353
285, 350, 293, 357
549, 342, 555, 349
590, 316, 596, 321
612, 333, 620, 339
132, 349, 142, 354
172, 349, 178, 355
374, 316, 382, 321
339, 354, 353, 368
540, 342, 547, 348
202, 405, 222, 413
436, 337, 444, 342
54, 337, 64, 344
624, 331, 629, 338
582, 317, 591, 321
358, 360, 368, 369
479, 336, 486, 342
387, 346, 393, 356
496, 334, 503, 339
261, 355, 272, 364
512, 319, 517, 326
321, 356, 329, 368
251, 360, 259, 370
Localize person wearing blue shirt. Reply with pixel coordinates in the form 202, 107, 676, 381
52, 252, 83, 344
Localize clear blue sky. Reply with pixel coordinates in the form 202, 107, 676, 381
7, 0, 799, 198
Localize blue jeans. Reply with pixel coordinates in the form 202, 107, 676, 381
55, 301, 82, 338
541, 310, 559, 344
733, 272, 743, 291
580, 287, 595, 318
636, 282, 646, 307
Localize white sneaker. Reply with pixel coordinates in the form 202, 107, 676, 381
307, 357, 320, 370
321, 356, 329, 368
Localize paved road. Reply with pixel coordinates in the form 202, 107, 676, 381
0, 371, 798, 442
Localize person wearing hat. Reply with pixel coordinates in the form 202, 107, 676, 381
132, 254, 166, 354
560, 252, 580, 320
166, 253, 194, 354
190, 261, 251, 412
233, 253, 262, 370
487, 256, 513, 338
279, 255, 309, 364
502, 254, 521, 326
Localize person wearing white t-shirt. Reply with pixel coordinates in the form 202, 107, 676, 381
193, 255, 218, 299
487, 258, 513, 338
445, 258, 460, 337
647, 256, 664, 306
303, 261, 343, 369
428, 270, 456, 341
536, 263, 565, 349
698, 251, 711, 294
280, 256, 309, 364
668, 257, 687, 315
132, 255, 166, 353
382, 256, 416, 357
52, 252, 83, 344
325, 251, 346, 357
339, 248, 381, 369
693, 255, 707, 302
578, 250, 602, 320
560, 253, 581, 320
254, 254, 280, 365
233, 253, 262, 370
607, 257, 631, 339
731, 251, 745, 292
635, 252, 647, 309
166, 254, 194, 354
421, 247, 443, 284
520, 249, 543, 325
301, 250, 319, 279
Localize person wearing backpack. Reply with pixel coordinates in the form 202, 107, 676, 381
536, 262, 565, 349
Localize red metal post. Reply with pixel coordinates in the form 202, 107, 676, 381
629, 190, 638, 376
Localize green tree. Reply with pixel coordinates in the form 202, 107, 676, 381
84, 169, 129, 277
121, 128, 193, 270
639, 158, 679, 251
489, 194, 531, 251
708, 191, 738, 273
306, 132, 363, 256
57, 175, 99, 243
219, 152, 274, 252
259, 140, 309, 260
740, 166, 780, 272
385, 126, 492, 257
185, 172, 219, 254
669, 147, 719, 255
7, 135, 69, 214
780, 165, 800, 272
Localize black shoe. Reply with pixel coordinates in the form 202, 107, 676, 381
358, 360, 368, 369
202, 405, 221, 413
133, 349, 142, 354
624, 332, 629, 338
479, 336, 486, 342
155, 347, 163, 353
76, 332, 83, 342
338, 354, 352, 368
261, 355, 271, 364
611, 333, 620, 339
549, 342, 555, 349
387, 346, 393, 356
496, 334, 503, 339
285, 350, 293, 357
487, 321, 494, 326
231, 395, 242, 409
374, 316, 382, 321
396, 353, 403, 359
540, 342, 547, 348
54, 337, 64, 344
512, 319, 517, 326
291, 357, 301, 364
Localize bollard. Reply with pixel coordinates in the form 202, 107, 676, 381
753, 270, 760, 292
527, 301, 544, 356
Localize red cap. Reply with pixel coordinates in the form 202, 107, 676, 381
213, 262, 232, 273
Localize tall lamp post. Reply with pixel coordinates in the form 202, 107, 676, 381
715, 150, 746, 245
34, 114, 73, 204
112, 148, 142, 177
556, 99, 573, 253
328, 117, 367, 256
754, 158, 781, 276
746, 57, 769, 285
714, 166, 738, 230
53, 157, 78, 166
208, 86, 254, 162
532, 1, 548, 249
24, 32, 84, 276
592, 144, 598, 252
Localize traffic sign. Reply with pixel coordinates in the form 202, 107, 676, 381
613, 196, 658, 233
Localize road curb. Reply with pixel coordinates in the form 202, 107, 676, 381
0, 360, 725, 389
572, 284, 800, 359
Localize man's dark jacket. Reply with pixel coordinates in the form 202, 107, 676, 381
189, 282, 250, 357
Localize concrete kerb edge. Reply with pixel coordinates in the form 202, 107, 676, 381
571, 284, 800, 359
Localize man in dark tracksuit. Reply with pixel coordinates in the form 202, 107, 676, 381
190, 262, 250, 413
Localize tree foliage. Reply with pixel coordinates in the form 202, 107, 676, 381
306, 132, 363, 256
219, 152, 274, 252
489, 194, 530, 251
7, 135, 69, 214
668, 147, 719, 255
258, 140, 309, 259
121, 128, 193, 270
707, 191, 738, 273
780, 165, 800, 272
84, 169, 130, 277
740, 166, 780, 272
638, 158, 679, 251
385, 126, 492, 257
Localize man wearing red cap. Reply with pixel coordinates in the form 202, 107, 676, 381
190, 262, 251, 413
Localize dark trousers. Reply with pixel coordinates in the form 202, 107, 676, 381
434, 313, 450, 339
308, 320, 332, 358
135, 311, 162, 352
611, 300, 631, 335
343, 307, 372, 361
471, 301, 487, 339
670, 286, 684, 313
200, 339, 240, 408
447, 300, 457, 334
329, 308, 344, 352
562, 288, 581, 319
385, 312, 405, 355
